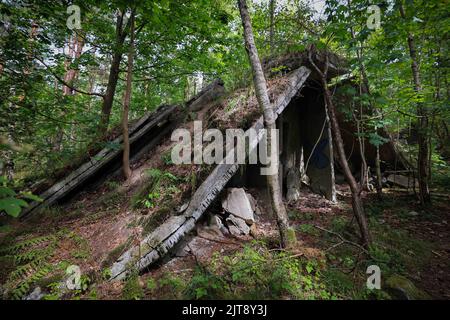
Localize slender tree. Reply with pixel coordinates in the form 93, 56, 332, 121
121, 9, 136, 181
399, 2, 431, 205
269, 0, 275, 55
238, 0, 296, 248
97, 9, 131, 137
308, 46, 371, 247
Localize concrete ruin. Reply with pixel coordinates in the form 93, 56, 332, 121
22, 50, 411, 282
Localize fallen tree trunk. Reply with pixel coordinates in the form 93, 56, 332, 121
20, 104, 178, 220
110, 67, 310, 280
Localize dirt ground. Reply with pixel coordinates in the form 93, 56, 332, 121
1, 179, 449, 300
92, 185, 450, 300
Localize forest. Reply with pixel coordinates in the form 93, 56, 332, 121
0, 0, 449, 301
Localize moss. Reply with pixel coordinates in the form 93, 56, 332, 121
141, 206, 172, 236
131, 173, 161, 209
101, 238, 133, 268
190, 171, 197, 196
385, 275, 431, 300
322, 269, 354, 296
285, 227, 298, 247
95, 190, 126, 208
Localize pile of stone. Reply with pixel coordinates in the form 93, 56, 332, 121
207, 188, 259, 237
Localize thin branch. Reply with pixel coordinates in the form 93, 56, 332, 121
35, 56, 105, 98
313, 225, 369, 254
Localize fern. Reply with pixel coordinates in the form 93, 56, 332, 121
1, 234, 59, 299
1, 229, 86, 299
9, 263, 53, 300
0, 235, 56, 255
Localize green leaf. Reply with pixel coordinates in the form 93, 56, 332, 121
0, 186, 16, 198
21, 192, 43, 202
0, 197, 28, 217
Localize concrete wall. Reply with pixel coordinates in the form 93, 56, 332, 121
296, 85, 334, 200
230, 84, 335, 201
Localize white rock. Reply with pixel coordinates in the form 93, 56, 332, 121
209, 214, 229, 235
226, 215, 250, 236
222, 188, 255, 225
24, 287, 44, 300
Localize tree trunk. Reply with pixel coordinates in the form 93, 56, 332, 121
399, 4, 431, 205
269, 0, 275, 56
323, 79, 371, 247
121, 10, 135, 181
63, 34, 84, 96
347, 0, 382, 198
97, 10, 129, 138
238, 0, 295, 248
54, 34, 85, 152
325, 105, 337, 203
308, 48, 371, 247
375, 146, 383, 199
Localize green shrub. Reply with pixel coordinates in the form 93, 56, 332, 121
122, 274, 144, 300
185, 242, 332, 300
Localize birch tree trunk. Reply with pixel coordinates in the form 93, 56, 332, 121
238, 0, 296, 248
121, 10, 135, 181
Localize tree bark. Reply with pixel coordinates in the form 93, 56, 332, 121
269, 0, 275, 56
347, 0, 382, 198
238, 0, 295, 248
97, 10, 129, 138
375, 146, 383, 199
308, 47, 371, 247
54, 34, 85, 152
121, 10, 135, 181
399, 3, 431, 205
325, 104, 337, 203
63, 34, 85, 96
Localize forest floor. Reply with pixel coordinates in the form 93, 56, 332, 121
0, 178, 449, 300
124, 185, 449, 300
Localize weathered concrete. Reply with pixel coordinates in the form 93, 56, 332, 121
286, 168, 301, 202
387, 174, 419, 189
297, 85, 335, 200
109, 67, 311, 280
187, 79, 225, 112
21, 104, 178, 219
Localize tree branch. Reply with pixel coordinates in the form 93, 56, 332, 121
35, 56, 105, 98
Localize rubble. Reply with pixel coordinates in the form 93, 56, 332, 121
222, 188, 255, 225
226, 215, 251, 236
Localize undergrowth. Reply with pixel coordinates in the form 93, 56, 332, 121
0, 229, 91, 300
142, 241, 334, 300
